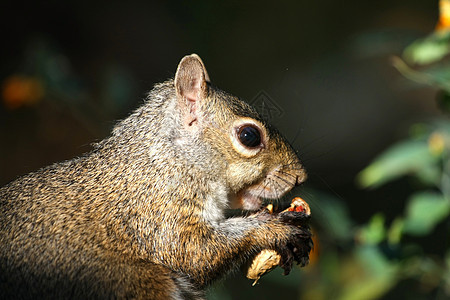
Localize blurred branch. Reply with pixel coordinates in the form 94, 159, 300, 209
392, 56, 450, 91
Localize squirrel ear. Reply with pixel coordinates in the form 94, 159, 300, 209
174, 54, 210, 127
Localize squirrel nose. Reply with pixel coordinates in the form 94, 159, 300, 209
295, 169, 307, 186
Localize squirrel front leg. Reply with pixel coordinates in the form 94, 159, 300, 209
233, 210, 312, 274
163, 211, 312, 288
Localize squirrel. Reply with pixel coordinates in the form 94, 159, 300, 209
0, 54, 312, 299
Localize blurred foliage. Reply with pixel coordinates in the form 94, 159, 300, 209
298, 4, 450, 298
210, 2, 450, 299
299, 16, 450, 300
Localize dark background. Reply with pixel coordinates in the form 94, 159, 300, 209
0, 1, 442, 299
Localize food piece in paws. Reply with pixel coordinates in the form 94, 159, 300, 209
246, 197, 311, 285
246, 249, 281, 286
287, 197, 311, 214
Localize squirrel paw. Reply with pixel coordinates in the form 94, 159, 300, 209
277, 213, 313, 274
246, 197, 313, 283
278, 210, 311, 226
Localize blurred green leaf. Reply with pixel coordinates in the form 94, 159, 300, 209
357, 214, 386, 245
403, 31, 450, 65
416, 163, 443, 186
387, 217, 404, 245
403, 191, 450, 236
357, 140, 438, 188
357, 246, 397, 278
338, 246, 398, 300
413, 63, 450, 94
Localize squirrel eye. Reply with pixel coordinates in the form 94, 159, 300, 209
238, 125, 262, 148
230, 118, 267, 157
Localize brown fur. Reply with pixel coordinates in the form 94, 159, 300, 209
0, 54, 312, 299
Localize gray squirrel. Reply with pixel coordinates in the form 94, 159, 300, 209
0, 54, 312, 299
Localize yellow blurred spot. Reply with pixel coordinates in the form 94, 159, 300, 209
436, 0, 450, 31
2, 75, 44, 109
428, 132, 445, 156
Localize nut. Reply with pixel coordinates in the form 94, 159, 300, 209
246, 249, 281, 286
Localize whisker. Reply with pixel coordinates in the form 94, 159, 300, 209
270, 175, 289, 197
257, 180, 268, 200
276, 169, 298, 181
293, 134, 328, 155
308, 172, 345, 202
270, 173, 295, 187
299, 151, 333, 165
290, 125, 304, 147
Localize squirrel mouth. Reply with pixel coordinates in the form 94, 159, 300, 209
231, 166, 307, 211
232, 183, 289, 211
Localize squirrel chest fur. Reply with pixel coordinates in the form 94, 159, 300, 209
0, 54, 312, 299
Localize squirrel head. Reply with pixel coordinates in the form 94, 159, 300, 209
173, 54, 307, 211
